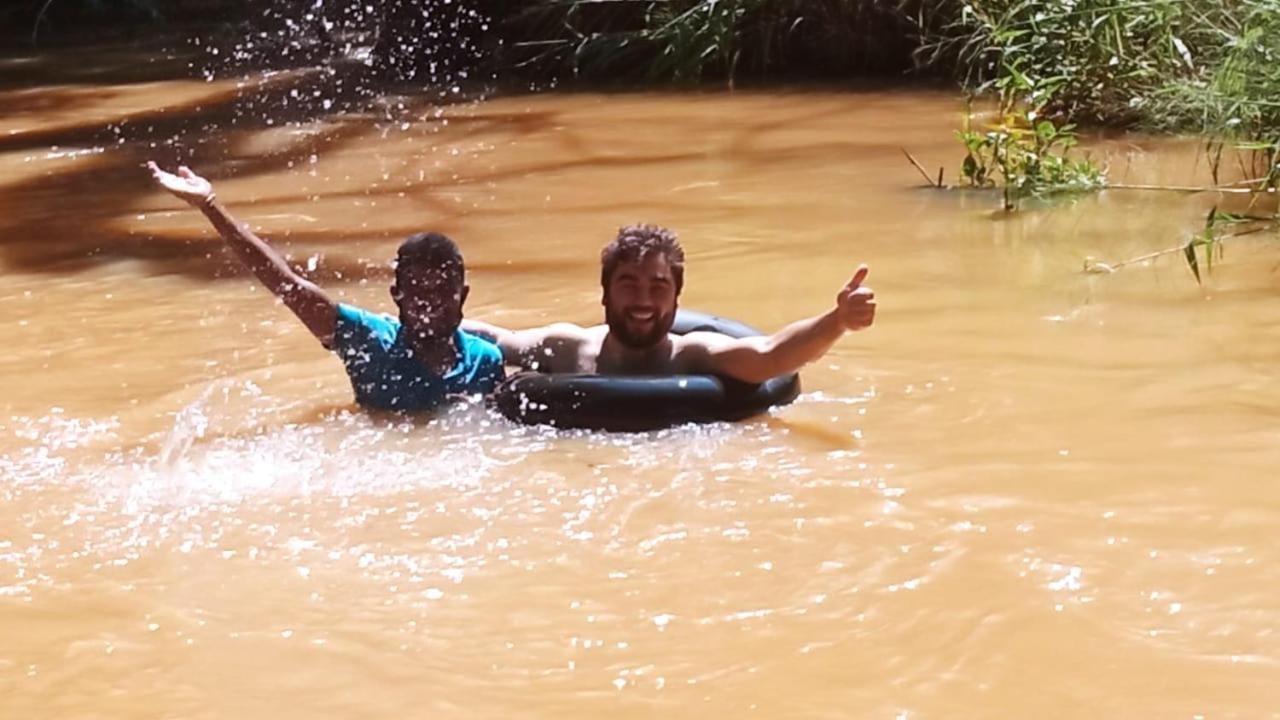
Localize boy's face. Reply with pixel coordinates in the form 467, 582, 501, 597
392, 262, 468, 341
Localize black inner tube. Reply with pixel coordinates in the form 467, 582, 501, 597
489, 310, 801, 431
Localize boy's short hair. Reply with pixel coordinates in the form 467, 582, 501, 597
396, 232, 464, 285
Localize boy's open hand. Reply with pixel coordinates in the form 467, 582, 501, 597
148, 161, 214, 206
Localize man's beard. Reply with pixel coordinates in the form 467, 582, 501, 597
605, 302, 677, 349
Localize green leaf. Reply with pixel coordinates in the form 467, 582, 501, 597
1184, 241, 1201, 284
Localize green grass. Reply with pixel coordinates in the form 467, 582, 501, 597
499, 0, 930, 83
922, 0, 1280, 173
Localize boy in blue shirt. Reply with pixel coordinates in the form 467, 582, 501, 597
148, 162, 504, 411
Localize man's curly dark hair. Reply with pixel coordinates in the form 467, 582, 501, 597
600, 224, 685, 293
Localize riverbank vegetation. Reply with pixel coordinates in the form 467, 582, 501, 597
11, 1, 1277, 136
4, 0, 1274, 116
926, 0, 1277, 278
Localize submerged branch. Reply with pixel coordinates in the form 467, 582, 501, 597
1105, 183, 1265, 194
1084, 224, 1276, 274
901, 148, 943, 188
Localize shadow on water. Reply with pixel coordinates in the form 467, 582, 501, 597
0, 57, 732, 282
0, 41, 195, 89
0, 45, 936, 284
0, 54, 524, 279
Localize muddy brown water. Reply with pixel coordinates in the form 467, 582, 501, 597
2, 52, 1279, 718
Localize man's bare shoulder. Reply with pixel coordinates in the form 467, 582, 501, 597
672, 330, 740, 352
668, 331, 741, 372
533, 322, 605, 342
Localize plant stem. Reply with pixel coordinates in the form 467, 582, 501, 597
901, 148, 942, 188
1105, 183, 1263, 194
1089, 224, 1275, 272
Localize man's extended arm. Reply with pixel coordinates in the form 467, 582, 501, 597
461, 319, 587, 373
148, 162, 337, 347
694, 265, 876, 384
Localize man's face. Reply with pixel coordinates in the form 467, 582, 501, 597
392, 263, 467, 340
603, 252, 679, 349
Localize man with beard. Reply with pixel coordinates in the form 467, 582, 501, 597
463, 224, 876, 383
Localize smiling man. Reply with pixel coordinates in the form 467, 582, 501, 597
464, 224, 876, 383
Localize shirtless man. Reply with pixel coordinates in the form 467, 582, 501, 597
464, 224, 876, 383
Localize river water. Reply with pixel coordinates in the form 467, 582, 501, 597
2, 49, 1278, 718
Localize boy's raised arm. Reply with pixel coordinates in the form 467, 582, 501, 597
148, 162, 338, 347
